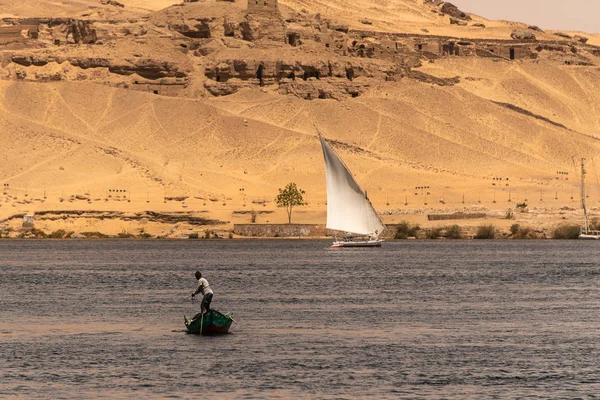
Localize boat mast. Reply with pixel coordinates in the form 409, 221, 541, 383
581, 158, 589, 232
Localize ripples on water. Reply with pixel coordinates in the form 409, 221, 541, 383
0, 240, 599, 399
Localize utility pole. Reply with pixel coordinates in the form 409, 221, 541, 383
581, 158, 589, 232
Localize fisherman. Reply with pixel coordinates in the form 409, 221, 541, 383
191, 271, 213, 314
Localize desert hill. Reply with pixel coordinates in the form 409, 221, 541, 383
1, 0, 600, 237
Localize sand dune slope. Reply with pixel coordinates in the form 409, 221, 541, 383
1, 62, 599, 221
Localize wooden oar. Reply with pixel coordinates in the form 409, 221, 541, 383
199, 310, 204, 336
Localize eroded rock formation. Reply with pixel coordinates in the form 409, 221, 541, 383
0, 0, 598, 100
440, 2, 471, 20
65, 20, 97, 44
511, 30, 536, 41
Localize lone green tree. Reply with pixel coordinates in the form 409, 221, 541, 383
275, 182, 305, 224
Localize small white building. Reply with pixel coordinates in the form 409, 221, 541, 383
23, 214, 35, 228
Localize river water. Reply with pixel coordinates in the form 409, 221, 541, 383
0, 240, 599, 399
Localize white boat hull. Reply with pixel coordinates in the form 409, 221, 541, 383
331, 240, 383, 248
579, 233, 600, 240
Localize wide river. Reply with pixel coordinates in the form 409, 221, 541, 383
1, 240, 599, 399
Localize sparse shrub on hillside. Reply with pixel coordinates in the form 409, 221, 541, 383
189, 232, 199, 239
512, 225, 535, 239
505, 208, 514, 219
81, 231, 108, 239
444, 225, 462, 239
139, 232, 152, 239
425, 227, 443, 239
1, 228, 13, 239
32, 229, 47, 238
475, 224, 496, 239
516, 202, 528, 211
18, 228, 47, 239
48, 230, 74, 239
394, 221, 420, 239
49, 229, 67, 239
251, 209, 257, 223
552, 224, 580, 239
118, 231, 135, 238
202, 230, 221, 239
510, 224, 520, 235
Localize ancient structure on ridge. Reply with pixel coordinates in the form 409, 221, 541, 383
247, 0, 279, 15
243, 0, 286, 42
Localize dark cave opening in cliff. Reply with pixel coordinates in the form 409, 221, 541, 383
346, 68, 354, 81
287, 33, 300, 47
256, 64, 264, 87
302, 70, 320, 81
181, 23, 211, 39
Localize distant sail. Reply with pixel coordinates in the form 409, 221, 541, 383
319, 135, 385, 237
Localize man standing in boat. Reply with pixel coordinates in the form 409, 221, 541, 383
191, 271, 213, 313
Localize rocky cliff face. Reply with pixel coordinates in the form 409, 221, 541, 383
0, 0, 599, 101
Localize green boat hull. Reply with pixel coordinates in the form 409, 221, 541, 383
184, 309, 234, 335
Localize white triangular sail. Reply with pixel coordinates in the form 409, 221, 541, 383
319, 135, 385, 237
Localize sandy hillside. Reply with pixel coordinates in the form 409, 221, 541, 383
0, 0, 175, 17
1, 0, 600, 237
279, 0, 600, 40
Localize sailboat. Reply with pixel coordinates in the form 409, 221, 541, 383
578, 158, 600, 239
319, 134, 386, 248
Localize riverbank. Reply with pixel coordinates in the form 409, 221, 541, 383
0, 206, 588, 239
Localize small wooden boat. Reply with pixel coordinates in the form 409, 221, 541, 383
331, 239, 383, 248
184, 309, 235, 335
